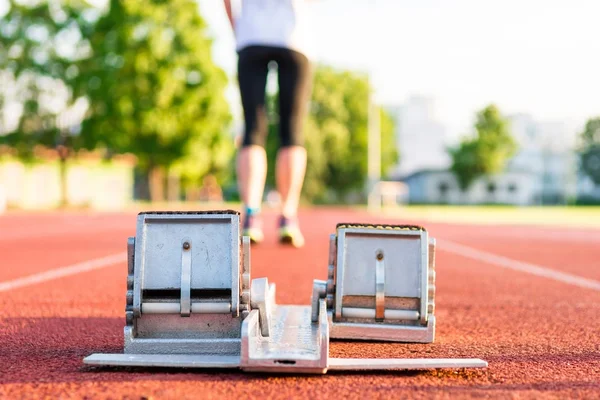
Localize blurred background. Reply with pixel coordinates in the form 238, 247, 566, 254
1, 0, 600, 214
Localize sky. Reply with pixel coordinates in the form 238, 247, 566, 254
198, 0, 600, 141
1, 0, 598, 141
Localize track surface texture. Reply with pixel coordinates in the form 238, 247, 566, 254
1, 207, 599, 399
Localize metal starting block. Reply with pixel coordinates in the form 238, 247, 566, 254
84, 211, 487, 374
312, 223, 436, 343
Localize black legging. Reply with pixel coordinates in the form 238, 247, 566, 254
237, 45, 312, 148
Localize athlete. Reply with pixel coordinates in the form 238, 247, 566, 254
223, 0, 314, 248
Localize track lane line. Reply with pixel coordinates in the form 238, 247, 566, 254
0, 252, 126, 292
439, 239, 600, 292
0, 226, 132, 242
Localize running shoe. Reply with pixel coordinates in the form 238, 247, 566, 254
278, 215, 305, 248
243, 213, 264, 244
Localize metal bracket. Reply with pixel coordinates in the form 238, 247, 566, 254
84, 211, 486, 374
250, 277, 271, 337
375, 248, 385, 321
180, 238, 192, 317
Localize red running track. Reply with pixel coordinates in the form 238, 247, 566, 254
0, 208, 599, 399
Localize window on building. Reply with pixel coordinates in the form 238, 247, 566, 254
487, 182, 496, 194
508, 184, 517, 193
438, 182, 449, 196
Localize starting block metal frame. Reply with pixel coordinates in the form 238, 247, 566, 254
84, 211, 487, 374
312, 223, 436, 343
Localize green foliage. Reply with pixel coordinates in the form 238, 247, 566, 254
74, 0, 233, 182
578, 118, 600, 185
448, 139, 483, 191
0, 0, 94, 157
450, 105, 517, 190
1, 0, 234, 197
580, 145, 600, 185
578, 118, 600, 148
380, 107, 397, 178
265, 65, 397, 203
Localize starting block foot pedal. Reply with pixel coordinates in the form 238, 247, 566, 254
84, 211, 487, 374
312, 223, 437, 343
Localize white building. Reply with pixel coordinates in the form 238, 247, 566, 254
506, 114, 578, 204
387, 96, 451, 178
396, 111, 580, 205
402, 170, 536, 205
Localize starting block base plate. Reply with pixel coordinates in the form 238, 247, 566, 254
328, 358, 488, 370
84, 353, 241, 369
84, 353, 487, 372
240, 304, 329, 374
85, 302, 486, 374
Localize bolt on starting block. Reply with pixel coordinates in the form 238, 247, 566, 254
84, 211, 487, 374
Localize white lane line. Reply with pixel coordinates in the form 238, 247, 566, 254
439, 240, 600, 292
0, 226, 132, 242
0, 252, 126, 292
447, 230, 600, 244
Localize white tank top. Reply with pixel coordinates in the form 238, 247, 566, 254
234, 0, 312, 58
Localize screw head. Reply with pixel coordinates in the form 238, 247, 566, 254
376, 250, 384, 261
183, 241, 190, 250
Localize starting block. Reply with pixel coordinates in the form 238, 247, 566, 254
84, 211, 487, 374
312, 223, 436, 343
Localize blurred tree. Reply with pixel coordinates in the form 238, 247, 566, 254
0, 0, 96, 205
75, 0, 232, 201
265, 65, 398, 203
578, 117, 600, 185
449, 105, 517, 190
579, 118, 600, 147
0, 0, 90, 151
